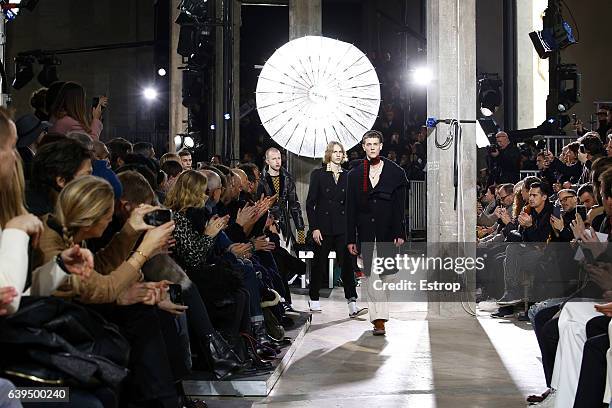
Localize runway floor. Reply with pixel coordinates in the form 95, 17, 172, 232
204, 288, 545, 408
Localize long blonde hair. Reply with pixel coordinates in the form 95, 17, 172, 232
0, 158, 27, 227
165, 170, 208, 212
54, 175, 114, 246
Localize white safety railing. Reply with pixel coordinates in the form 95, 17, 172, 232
519, 170, 541, 179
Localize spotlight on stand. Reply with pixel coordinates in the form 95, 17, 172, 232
529, 16, 577, 59
556, 63, 581, 113
174, 133, 197, 150
478, 74, 503, 117
12, 55, 35, 89
37, 55, 60, 87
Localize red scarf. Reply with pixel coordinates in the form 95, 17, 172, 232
362, 157, 381, 192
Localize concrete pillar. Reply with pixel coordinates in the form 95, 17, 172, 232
516, 0, 548, 129
214, 0, 225, 156
169, 0, 188, 152
287, 0, 322, 226
231, 0, 241, 165
426, 0, 477, 316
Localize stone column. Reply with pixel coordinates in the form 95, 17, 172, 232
231, 0, 241, 165
287, 0, 322, 229
169, 0, 188, 152
426, 0, 477, 316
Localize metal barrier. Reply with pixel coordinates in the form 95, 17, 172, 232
539, 135, 579, 157
408, 180, 426, 232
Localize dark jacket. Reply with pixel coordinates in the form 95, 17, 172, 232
257, 167, 305, 244
490, 144, 521, 184
306, 165, 347, 236
521, 201, 554, 242
551, 206, 587, 242
548, 158, 583, 184
346, 157, 408, 244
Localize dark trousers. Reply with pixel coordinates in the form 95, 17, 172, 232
533, 304, 561, 387
573, 315, 611, 408
182, 283, 215, 337
89, 303, 180, 408
310, 234, 357, 301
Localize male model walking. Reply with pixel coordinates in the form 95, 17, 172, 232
346, 130, 408, 335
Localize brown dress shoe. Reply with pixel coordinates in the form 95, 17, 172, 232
372, 319, 386, 336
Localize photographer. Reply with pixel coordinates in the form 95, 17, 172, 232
488, 131, 521, 185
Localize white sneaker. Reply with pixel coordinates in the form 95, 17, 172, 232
309, 300, 322, 312
348, 301, 368, 318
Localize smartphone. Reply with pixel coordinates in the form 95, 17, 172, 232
552, 205, 562, 219
579, 144, 586, 154
572, 113, 577, 124
168, 284, 184, 305
144, 209, 173, 226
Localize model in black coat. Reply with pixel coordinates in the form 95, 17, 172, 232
345, 131, 408, 336
306, 147, 366, 318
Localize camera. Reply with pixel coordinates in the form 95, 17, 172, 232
143, 209, 173, 226
168, 284, 184, 305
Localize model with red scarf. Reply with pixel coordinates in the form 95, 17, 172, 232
346, 130, 408, 335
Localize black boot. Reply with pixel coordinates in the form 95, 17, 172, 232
201, 332, 243, 379
241, 332, 274, 371
252, 321, 282, 354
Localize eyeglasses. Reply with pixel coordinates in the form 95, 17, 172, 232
559, 195, 575, 203
498, 194, 512, 201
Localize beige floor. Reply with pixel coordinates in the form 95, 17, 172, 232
207, 289, 546, 408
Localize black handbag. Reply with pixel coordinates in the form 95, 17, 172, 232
0, 297, 130, 388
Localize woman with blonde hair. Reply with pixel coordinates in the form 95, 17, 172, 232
306, 141, 366, 317
0, 108, 91, 316
167, 171, 276, 370
37, 175, 174, 304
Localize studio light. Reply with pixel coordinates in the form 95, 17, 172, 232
157, 68, 167, 76
12, 55, 35, 89
143, 87, 158, 100
175, 133, 196, 149
529, 19, 576, 59
184, 135, 195, 148
478, 76, 503, 117
412, 67, 433, 86
37, 56, 60, 87
556, 63, 581, 113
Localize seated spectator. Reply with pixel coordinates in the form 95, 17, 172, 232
30, 87, 49, 121
160, 152, 180, 166
133, 141, 155, 159
178, 149, 192, 170
160, 159, 183, 193
48, 82, 105, 140
106, 137, 133, 170
15, 113, 50, 180
498, 182, 553, 305
577, 132, 606, 185
550, 189, 586, 242
26, 138, 93, 216
477, 185, 497, 227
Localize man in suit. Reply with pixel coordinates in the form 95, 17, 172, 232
306, 141, 368, 318
346, 130, 408, 336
